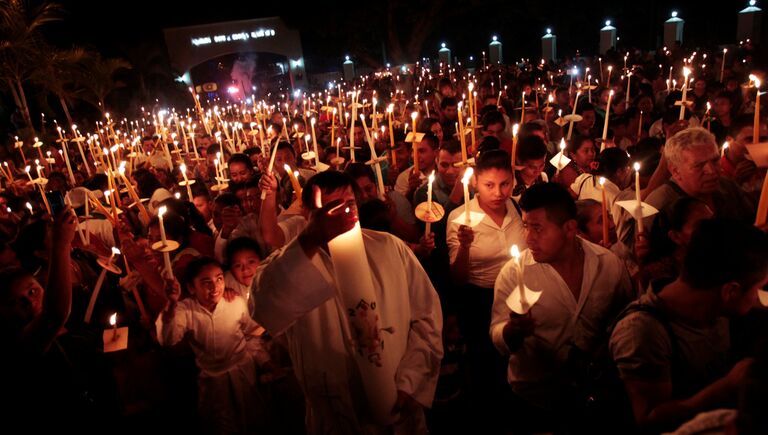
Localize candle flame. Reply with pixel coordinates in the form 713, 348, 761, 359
283, 164, 291, 172
428, 170, 435, 184
462, 167, 474, 184
180, 163, 186, 173
512, 123, 520, 136
599, 176, 606, 186
111, 247, 121, 256
109, 313, 117, 326
158, 205, 167, 217
559, 138, 566, 151
25, 202, 32, 211
510, 244, 521, 259
633, 162, 641, 171
723, 141, 729, 150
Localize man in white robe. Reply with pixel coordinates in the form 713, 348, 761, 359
253, 171, 443, 434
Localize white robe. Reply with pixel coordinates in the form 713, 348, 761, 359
156, 295, 268, 432
253, 229, 443, 434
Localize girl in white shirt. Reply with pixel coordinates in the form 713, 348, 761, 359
446, 149, 526, 427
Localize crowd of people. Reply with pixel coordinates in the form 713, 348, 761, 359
1, 41, 768, 435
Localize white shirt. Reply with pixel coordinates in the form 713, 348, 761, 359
156, 295, 266, 376
277, 215, 307, 244
253, 229, 443, 433
394, 166, 428, 198
490, 238, 634, 405
446, 197, 526, 288
570, 173, 622, 225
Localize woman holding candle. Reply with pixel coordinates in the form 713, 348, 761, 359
446, 149, 526, 425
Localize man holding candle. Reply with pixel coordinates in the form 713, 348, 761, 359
641, 128, 754, 237
253, 171, 443, 433
490, 183, 634, 433
394, 133, 439, 201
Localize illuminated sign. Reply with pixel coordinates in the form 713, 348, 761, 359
191, 28, 276, 46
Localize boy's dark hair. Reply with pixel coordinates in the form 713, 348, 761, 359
441, 97, 458, 110
481, 111, 505, 130
225, 237, 263, 266
300, 171, 362, 210
520, 182, 577, 225
182, 256, 221, 294
682, 218, 768, 290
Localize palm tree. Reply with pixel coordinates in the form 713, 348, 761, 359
32, 46, 91, 126
76, 52, 131, 114
0, 0, 63, 139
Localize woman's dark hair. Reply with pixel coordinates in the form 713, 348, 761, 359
132, 168, 164, 198
0, 266, 34, 303
225, 237, 262, 267
475, 149, 512, 174
595, 148, 630, 179
182, 256, 221, 294
228, 153, 254, 170
516, 135, 548, 163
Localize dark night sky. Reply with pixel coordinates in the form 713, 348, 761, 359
42, 0, 767, 73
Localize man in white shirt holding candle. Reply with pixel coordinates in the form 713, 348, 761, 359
490, 182, 635, 433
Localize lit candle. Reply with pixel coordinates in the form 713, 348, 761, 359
720, 48, 727, 83
510, 245, 526, 310
566, 92, 581, 141
109, 312, 118, 341
721, 141, 729, 159
310, 117, 319, 166
602, 90, 614, 142
284, 164, 302, 199
462, 167, 474, 224
158, 206, 168, 245
599, 177, 610, 247
606, 65, 613, 86
180, 164, 193, 200
458, 102, 467, 163
425, 171, 435, 235
634, 162, 644, 233
625, 72, 632, 109
679, 67, 691, 120
751, 75, 761, 144
511, 123, 520, 183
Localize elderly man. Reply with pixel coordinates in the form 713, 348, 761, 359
642, 127, 754, 233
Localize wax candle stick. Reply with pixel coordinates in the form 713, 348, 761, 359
679, 67, 691, 120
602, 90, 614, 143
510, 245, 526, 310
462, 167, 474, 224
634, 162, 644, 233
284, 164, 302, 199
599, 177, 610, 247
425, 171, 435, 235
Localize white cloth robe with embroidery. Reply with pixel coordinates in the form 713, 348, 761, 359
253, 229, 444, 433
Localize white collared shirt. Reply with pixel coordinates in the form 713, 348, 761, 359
490, 238, 634, 399
446, 197, 526, 288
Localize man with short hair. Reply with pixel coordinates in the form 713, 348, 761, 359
490, 182, 634, 432
395, 133, 439, 201
610, 218, 768, 432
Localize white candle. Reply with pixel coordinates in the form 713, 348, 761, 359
634, 162, 644, 233
462, 167, 474, 224
180, 163, 193, 200
510, 245, 526, 309
158, 205, 168, 244
720, 48, 727, 83
679, 67, 691, 120
425, 171, 435, 235
566, 92, 581, 141
602, 90, 614, 141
